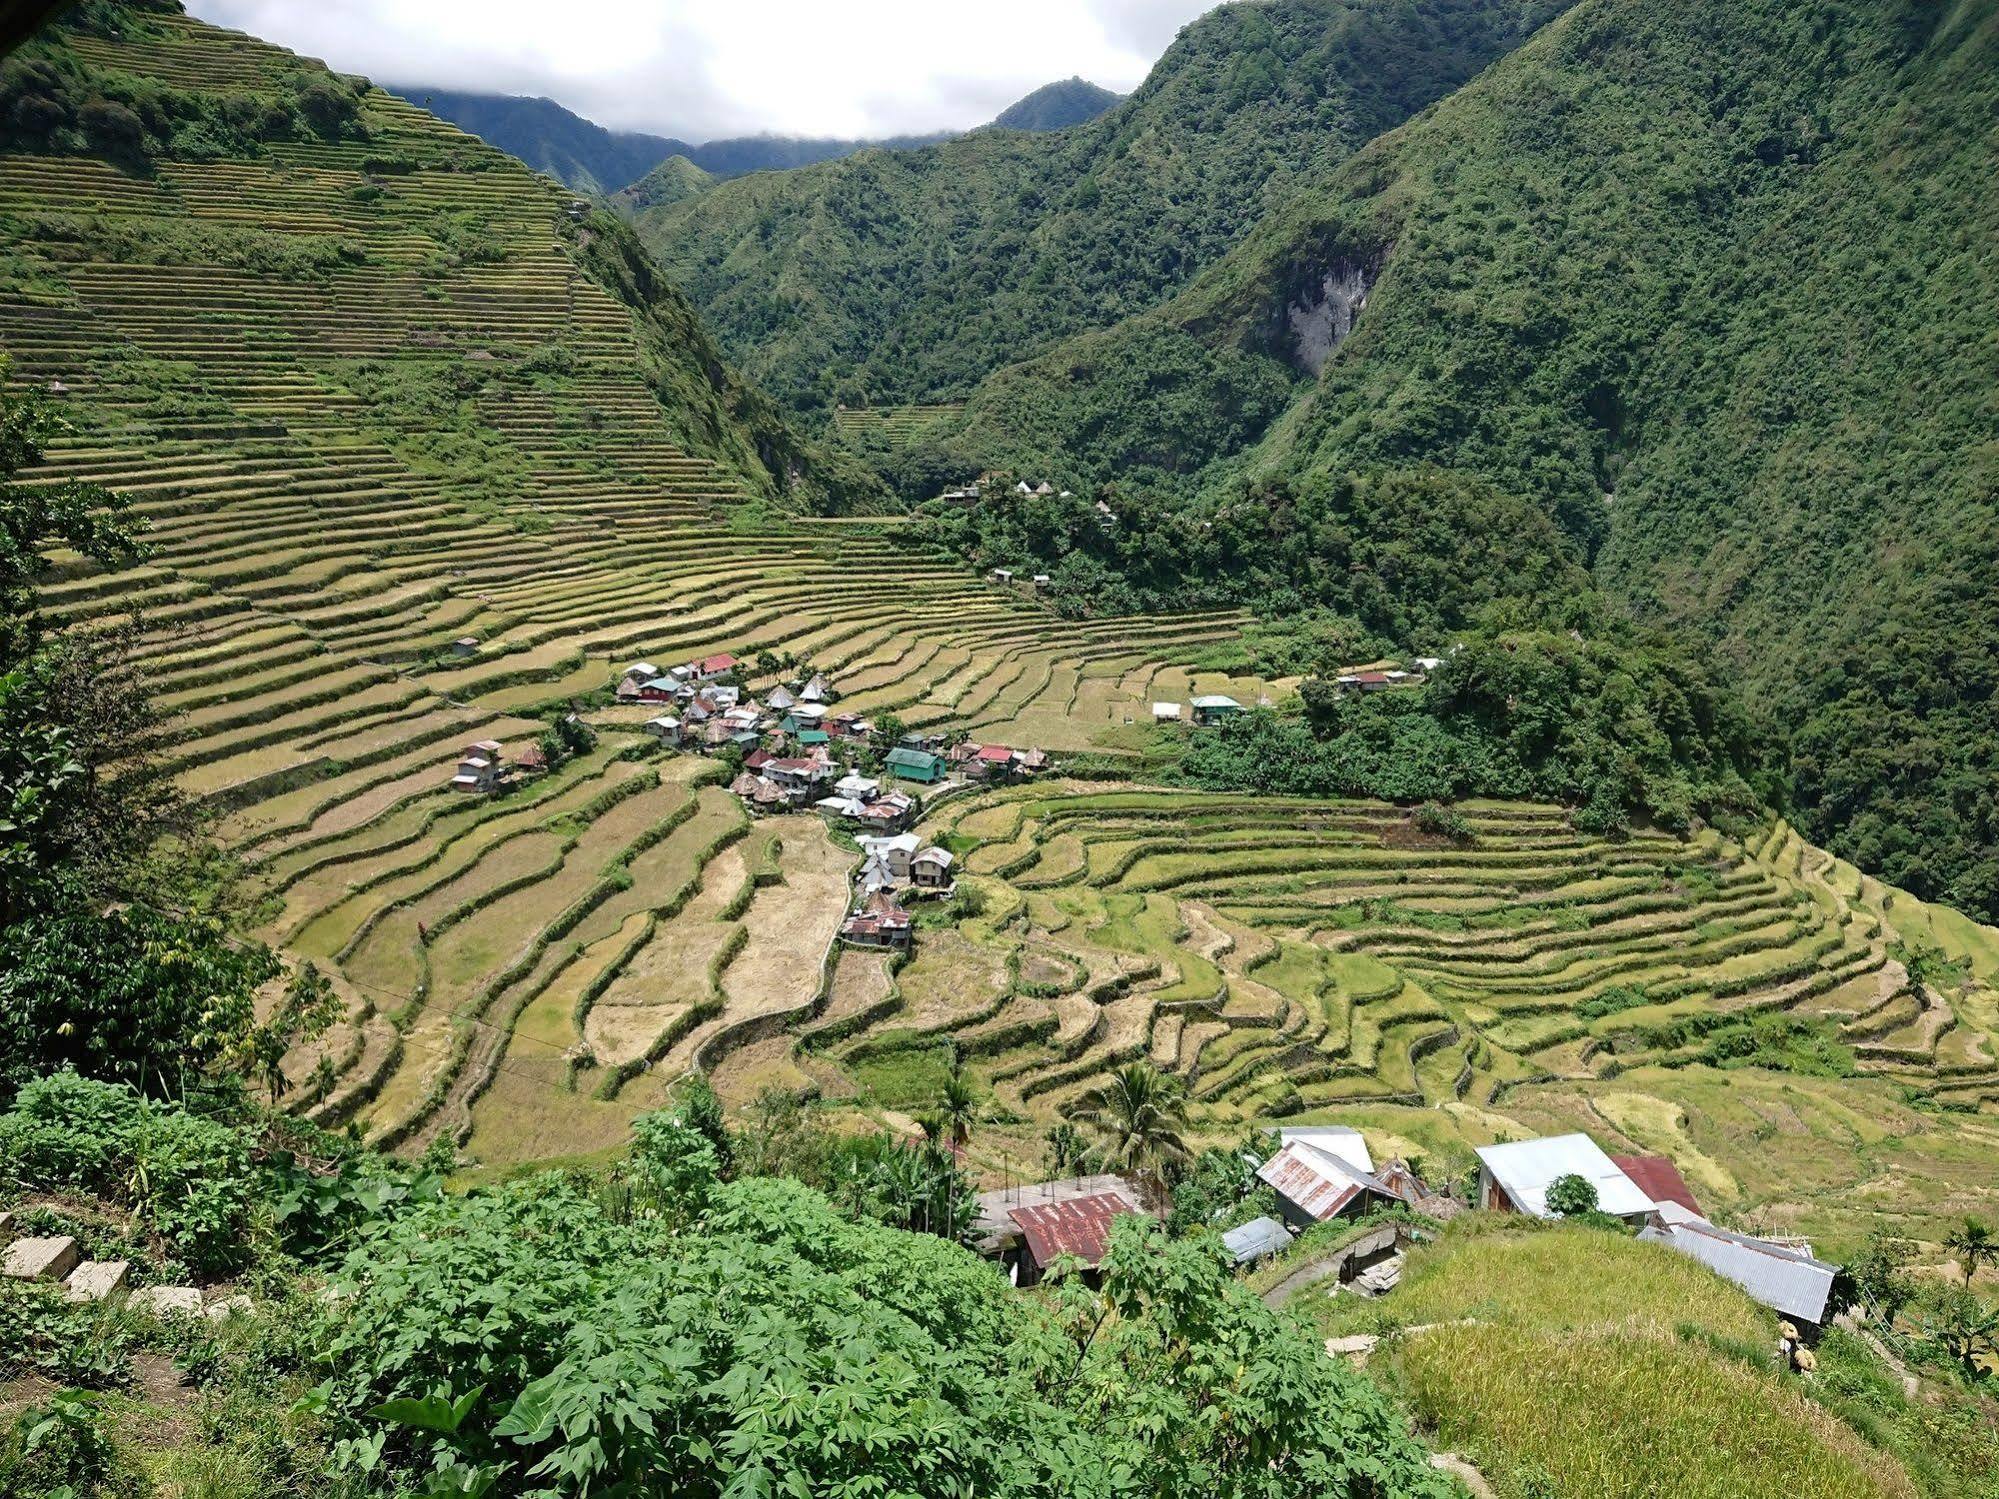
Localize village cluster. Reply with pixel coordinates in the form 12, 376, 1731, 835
609, 653, 1051, 955
978, 1127, 1838, 1352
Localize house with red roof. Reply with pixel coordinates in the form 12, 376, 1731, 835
1612, 1154, 1704, 1218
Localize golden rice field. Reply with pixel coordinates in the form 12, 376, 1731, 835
1, 12, 1275, 1161
8, 13, 1999, 1260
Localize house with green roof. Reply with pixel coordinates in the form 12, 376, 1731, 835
885, 746, 945, 783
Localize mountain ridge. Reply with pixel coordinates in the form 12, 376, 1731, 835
627, 0, 1576, 415
397, 75, 1125, 198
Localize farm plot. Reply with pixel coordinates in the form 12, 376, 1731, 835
4, 7, 1255, 1160
854, 787, 1999, 1239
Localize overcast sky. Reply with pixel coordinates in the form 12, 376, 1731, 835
186, 1, 1218, 143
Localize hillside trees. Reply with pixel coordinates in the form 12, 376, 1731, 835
1178, 632, 1763, 832
0, 363, 284, 1100
921, 0, 1999, 916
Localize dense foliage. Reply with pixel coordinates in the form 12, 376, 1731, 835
315, 1151, 1451, 1498
0, 11, 370, 168
923, 0, 1999, 918
1178, 633, 1762, 833
634, 0, 1573, 414
0, 363, 288, 1097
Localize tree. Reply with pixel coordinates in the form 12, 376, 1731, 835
1044, 1121, 1085, 1178
937, 1061, 978, 1154
1546, 1173, 1599, 1218
1946, 1216, 1996, 1287
1, 358, 143, 664
1071, 1062, 1189, 1211
0, 902, 281, 1104
1916, 1288, 1999, 1380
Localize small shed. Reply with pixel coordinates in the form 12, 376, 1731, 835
910, 846, 956, 889
1007, 1191, 1140, 1287
1475, 1134, 1655, 1223
1222, 1215, 1294, 1267
1151, 702, 1182, 723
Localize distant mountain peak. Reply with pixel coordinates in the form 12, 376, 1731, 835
989, 78, 1125, 132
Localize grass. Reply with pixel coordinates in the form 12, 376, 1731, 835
1340, 1220, 1919, 1499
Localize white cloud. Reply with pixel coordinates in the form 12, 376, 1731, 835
186, 1, 1217, 143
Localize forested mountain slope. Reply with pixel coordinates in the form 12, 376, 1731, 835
630, 0, 1574, 415
390, 85, 684, 196
989, 77, 1125, 132
925, 0, 1999, 919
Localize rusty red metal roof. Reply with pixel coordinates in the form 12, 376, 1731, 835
976, 743, 1016, 763
1009, 1191, 1135, 1268
1612, 1155, 1703, 1217
1256, 1140, 1395, 1223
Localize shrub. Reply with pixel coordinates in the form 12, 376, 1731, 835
1545, 1173, 1599, 1218
0, 1074, 258, 1275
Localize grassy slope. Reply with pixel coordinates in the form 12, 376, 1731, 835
939, 0, 1999, 920
1, 2, 868, 511
1324, 1220, 1923, 1499
628, 0, 1574, 415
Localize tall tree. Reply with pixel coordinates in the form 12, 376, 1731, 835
1946, 1217, 1996, 1287
1072, 1062, 1189, 1211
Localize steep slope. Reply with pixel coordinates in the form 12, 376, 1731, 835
929, 0, 1999, 919
0, 1, 1262, 1153
632, 0, 1575, 414
989, 77, 1123, 132
616, 153, 715, 212
389, 85, 685, 195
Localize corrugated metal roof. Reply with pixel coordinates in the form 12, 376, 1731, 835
1221, 1215, 1293, 1265
1476, 1134, 1655, 1219
1257, 1141, 1395, 1222
1641, 1221, 1839, 1324
1009, 1191, 1137, 1268
1278, 1126, 1374, 1173
1612, 1154, 1703, 1217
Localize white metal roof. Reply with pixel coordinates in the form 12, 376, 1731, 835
1221, 1215, 1293, 1265
1475, 1133, 1655, 1219
1640, 1220, 1838, 1324
1151, 702, 1182, 718
1278, 1125, 1373, 1173
1191, 694, 1243, 709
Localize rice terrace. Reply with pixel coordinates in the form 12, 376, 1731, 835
4, 0, 1998, 1237
3, 1, 1998, 1495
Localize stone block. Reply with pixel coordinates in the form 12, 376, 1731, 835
128, 1285, 204, 1320
204, 1293, 254, 1323
65, 1260, 131, 1303
2, 1235, 80, 1282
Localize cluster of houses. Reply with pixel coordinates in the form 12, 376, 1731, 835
838, 830, 960, 952
1332, 659, 1444, 694
974, 1126, 1840, 1333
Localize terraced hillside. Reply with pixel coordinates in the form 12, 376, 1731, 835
0, 9, 1261, 1159
804, 786, 1999, 1245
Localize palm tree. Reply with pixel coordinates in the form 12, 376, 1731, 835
1072, 1061, 1189, 1211
938, 1064, 978, 1155
1946, 1216, 1996, 1286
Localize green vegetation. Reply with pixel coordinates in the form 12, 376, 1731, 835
917, 0, 1999, 920
0, 1073, 1453, 1497
633, 0, 1574, 414
1176, 632, 1762, 833
1320, 1218, 1999, 1499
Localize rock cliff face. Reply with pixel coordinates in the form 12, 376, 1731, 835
1285, 254, 1381, 375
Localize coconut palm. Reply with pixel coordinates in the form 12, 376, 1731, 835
1946, 1216, 1996, 1286
938, 1064, 979, 1154
1072, 1061, 1189, 1210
